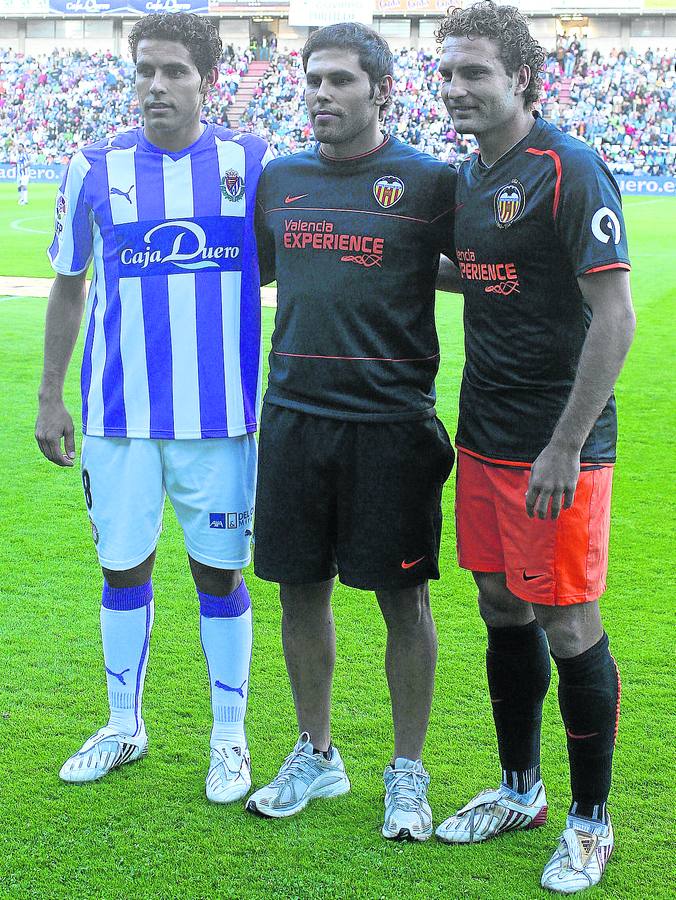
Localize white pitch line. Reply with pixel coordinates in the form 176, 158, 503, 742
9, 216, 53, 235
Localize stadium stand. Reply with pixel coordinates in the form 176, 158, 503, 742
0, 46, 250, 163
543, 45, 675, 177
242, 45, 675, 176
1, 43, 673, 175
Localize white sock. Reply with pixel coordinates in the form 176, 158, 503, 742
100, 580, 154, 737
199, 580, 252, 748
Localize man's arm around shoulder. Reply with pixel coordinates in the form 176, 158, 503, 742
35, 272, 88, 467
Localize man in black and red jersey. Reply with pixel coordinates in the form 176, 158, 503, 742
435, 2, 635, 893
247, 23, 457, 840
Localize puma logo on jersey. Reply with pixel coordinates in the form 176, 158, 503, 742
110, 185, 135, 204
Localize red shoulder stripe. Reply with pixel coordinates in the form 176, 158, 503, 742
525, 148, 563, 221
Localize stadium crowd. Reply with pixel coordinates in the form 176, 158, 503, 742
542, 43, 675, 176
243, 44, 675, 176
0, 45, 250, 164
0, 41, 673, 176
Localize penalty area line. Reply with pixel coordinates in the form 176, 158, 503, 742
9, 216, 53, 235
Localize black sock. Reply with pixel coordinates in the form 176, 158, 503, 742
311, 743, 332, 760
553, 632, 620, 823
486, 620, 551, 795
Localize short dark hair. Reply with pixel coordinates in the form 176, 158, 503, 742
128, 13, 222, 78
436, 1, 545, 107
302, 21, 394, 92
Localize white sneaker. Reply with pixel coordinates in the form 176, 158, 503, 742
382, 757, 433, 841
206, 742, 252, 804
541, 814, 614, 894
436, 782, 548, 844
245, 732, 350, 818
59, 723, 148, 783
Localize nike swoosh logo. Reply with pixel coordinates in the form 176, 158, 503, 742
401, 556, 425, 570
566, 729, 600, 740
522, 571, 546, 581
285, 193, 309, 204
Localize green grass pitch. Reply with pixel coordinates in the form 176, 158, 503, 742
0, 183, 674, 899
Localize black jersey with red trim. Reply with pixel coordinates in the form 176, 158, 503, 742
256, 135, 456, 421
454, 113, 631, 465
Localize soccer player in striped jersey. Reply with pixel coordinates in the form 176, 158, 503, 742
434, 3, 635, 893
15, 144, 30, 206
35, 13, 272, 803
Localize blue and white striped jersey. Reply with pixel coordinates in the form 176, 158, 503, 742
49, 124, 273, 440
16, 154, 29, 180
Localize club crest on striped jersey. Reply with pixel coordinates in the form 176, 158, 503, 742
56, 193, 67, 220
221, 169, 245, 202
55, 192, 67, 235
494, 180, 525, 228
373, 175, 404, 209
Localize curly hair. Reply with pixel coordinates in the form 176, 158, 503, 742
436, 1, 545, 107
128, 13, 222, 78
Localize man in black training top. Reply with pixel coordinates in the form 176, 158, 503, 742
435, 3, 635, 893
248, 23, 457, 841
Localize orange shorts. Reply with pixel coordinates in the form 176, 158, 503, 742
455, 449, 614, 606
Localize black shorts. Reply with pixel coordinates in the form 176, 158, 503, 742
253, 404, 454, 590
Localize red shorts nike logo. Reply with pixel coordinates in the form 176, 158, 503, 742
285, 193, 309, 204
566, 729, 600, 740
522, 570, 546, 581
401, 557, 425, 570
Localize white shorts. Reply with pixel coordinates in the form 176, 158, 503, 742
18, 175, 29, 188
81, 435, 257, 571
